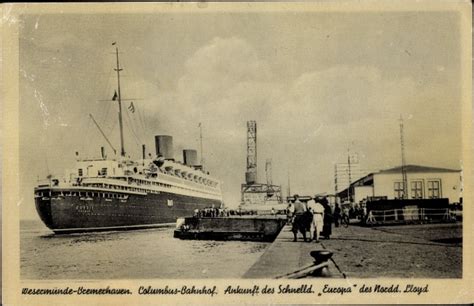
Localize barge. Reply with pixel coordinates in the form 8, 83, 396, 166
174, 215, 287, 242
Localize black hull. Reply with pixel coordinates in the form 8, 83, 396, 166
35, 189, 221, 233
173, 230, 279, 242
174, 216, 287, 242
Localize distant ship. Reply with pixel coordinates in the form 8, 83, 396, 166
34, 44, 223, 233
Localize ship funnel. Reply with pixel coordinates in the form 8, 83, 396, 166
155, 135, 174, 160
183, 149, 198, 166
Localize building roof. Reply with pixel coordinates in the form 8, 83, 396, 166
378, 164, 461, 174
336, 164, 460, 197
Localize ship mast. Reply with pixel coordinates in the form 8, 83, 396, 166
199, 122, 204, 169
113, 42, 126, 157
399, 115, 408, 199
287, 168, 291, 199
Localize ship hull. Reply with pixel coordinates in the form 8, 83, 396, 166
35, 188, 221, 233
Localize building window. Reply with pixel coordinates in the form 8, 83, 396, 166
427, 180, 441, 199
394, 182, 405, 199
78, 168, 83, 176
410, 180, 423, 199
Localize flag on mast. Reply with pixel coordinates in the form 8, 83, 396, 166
128, 102, 135, 113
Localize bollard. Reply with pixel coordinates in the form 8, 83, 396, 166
310, 250, 333, 277
275, 250, 334, 279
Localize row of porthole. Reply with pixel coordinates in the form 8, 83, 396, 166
85, 183, 155, 194
80, 212, 156, 218
142, 173, 218, 188
87, 184, 174, 195
82, 182, 217, 198
167, 185, 215, 197
43, 191, 127, 199
127, 182, 214, 197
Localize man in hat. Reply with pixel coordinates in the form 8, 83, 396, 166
291, 194, 309, 242
307, 195, 325, 242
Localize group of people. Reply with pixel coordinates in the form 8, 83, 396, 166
193, 207, 259, 218
332, 203, 351, 227
287, 194, 334, 242
194, 207, 229, 218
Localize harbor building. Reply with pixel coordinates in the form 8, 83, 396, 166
337, 165, 462, 205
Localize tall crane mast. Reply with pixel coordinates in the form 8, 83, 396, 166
245, 120, 257, 184
399, 115, 408, 199
265, 159, 272, 186
241, 120, 283, 206
347, 148, 352, 202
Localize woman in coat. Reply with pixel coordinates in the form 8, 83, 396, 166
320, 197, 332, 239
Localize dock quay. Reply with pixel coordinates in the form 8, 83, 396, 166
244, 224, 343, 278
244, 222, 462, 278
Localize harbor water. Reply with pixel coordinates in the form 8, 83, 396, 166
20, 220, 269, 279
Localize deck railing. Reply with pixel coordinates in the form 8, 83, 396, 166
365, 207, 459, 225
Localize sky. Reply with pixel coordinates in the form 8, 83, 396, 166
19, 10, 463, 219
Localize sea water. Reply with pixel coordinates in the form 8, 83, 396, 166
20, 220, 268, 279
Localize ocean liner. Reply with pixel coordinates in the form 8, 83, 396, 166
34, 44, 223, 233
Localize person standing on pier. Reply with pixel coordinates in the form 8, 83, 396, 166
307, 196, 324, 242
286, 202, 294, 224
334, 203, 341, 227
291, 194, 309, 242
319, 197, 332, 239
